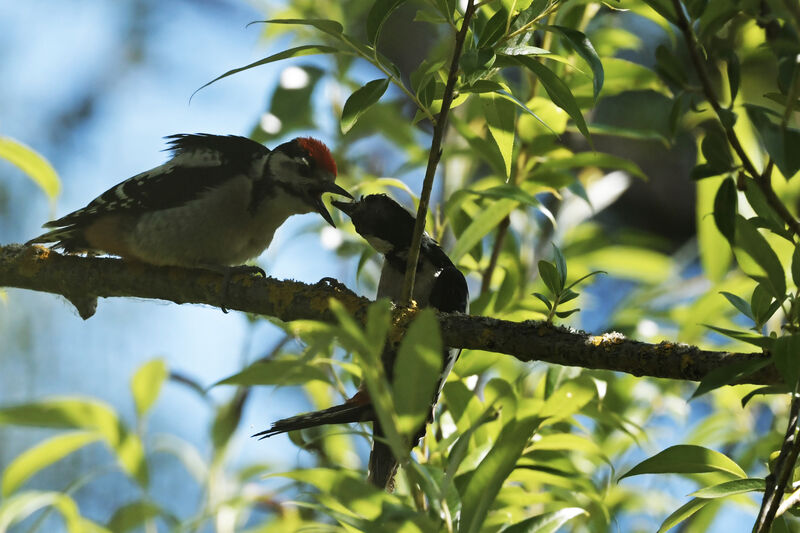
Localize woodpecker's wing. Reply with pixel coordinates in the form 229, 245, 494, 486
429, 266, 469, 314
42, 135, 270, 229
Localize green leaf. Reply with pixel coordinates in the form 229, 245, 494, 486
0, 491, 83, 533
477, 7, 509, 48
532, 151, 647, 180
468, 184, 540, 206
773, 335, 800, 387
532, 292, 552, 310
393, 308, 443, 435
450, 199, 517, 263
690, 358, 771, 399
690, 478, 765, 499
554, 309, 580, 318
538, 260, 562, 294
130, 359, 167, 420
743, 179, 787, 235
619, 445, 747, 480
712, 177, 737, 241
656, 498, 709, 533
2, 431, 103, 497
193, 45, 340, 97
539, 381, 595, 422
480, 92, 516, 179
502, 507, 587, 533
734, 215, 787, 299
705, 325, 774, 349
746, 105, 800, 179
108, 501, 175, 532
459, 414, 542, 533
259, 18, 344, 36
552, 245, 567, 288
341, 78, 390, 134
719, 291, 754, 321
548, 26, 604, 100
793, 243, 800, 288
741, 386, 789, 407
0, 137, 60, 200
215, 357, 331, 387
0, 398, 121, 445
512, 56, 590, 140
366, 0, 406, 44
701, 125, 734, 173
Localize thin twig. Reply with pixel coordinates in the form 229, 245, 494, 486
670, 0, 800, 238
402, 0, 477, 304
753, 391, 800, 532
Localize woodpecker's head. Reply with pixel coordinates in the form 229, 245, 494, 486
268, 137, 351, 226
332, 194, 416, 254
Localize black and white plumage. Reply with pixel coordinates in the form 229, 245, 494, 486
26, 134, 350, 269
254, 194, 469, 490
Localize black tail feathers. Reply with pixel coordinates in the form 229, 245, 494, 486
253, 402, 372, 440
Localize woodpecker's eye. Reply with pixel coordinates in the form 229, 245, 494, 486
297, 157, 313, 177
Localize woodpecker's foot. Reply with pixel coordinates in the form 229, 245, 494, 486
204, 264, 266, 313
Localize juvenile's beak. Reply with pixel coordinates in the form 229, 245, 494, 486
319, 182, 353, 199
331, 198, 357, 216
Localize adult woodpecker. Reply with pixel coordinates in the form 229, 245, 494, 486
27, 134, 350, 306
254, 194, 469, 489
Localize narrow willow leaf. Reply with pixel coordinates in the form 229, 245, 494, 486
108, 501, 176, 532
0, 491, 82, 533
0, 137, 60, 200
214, 358, 330, 387
130, 359, 167, 419
480, 92, 516, 179
193, 45, 340, 97
690, 478, 765, 499
393, 309, 442, 435
619, 445, 747, 480
450, 199, 517, 263
741, 386, 789, 407
690, 358, 771, 399
548, 25, 604, 100
701, 126, 734, 174
793, 243, 800, 288
746, 105, 800, 179
532, 292, 552, 310
656, 498, 709, 533
468, 184, 540, 206
773, 335, 800, 387
704, 325, 773, 349
502, 507, 587, 533
512, 56, 591, 140
538, 260, 561, 294
533, 151, 647, 180
0, 398, 121, 445
458, 414, 541, 533
719, 291, 754, 321
552, 245, 567, 288
2, 432, 103, 497
366, 0, 406, 44
257, 18, 344, 36
341, 78, 390, 134
734, 215, 787, 299
712, 177, 737, 241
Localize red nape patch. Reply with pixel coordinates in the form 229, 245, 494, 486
297, 137, 337, 177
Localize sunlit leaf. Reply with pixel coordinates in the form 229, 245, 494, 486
512, 56, 591, 140
656, 498, 709, 533
130, 359, 167, 420
502, 507, 587, 533
480, 92, 516, 179
214, 357, 331, 387
393, 309, 442, 435
450, 199, 517, 263
690, 478, 765, 498
734, 215, 786, 299
0, 491, 82, 533
548, 26, 604, 100
107, 501, 177, 532
619, 445, 747, 480
2, 431, 103, 497
193, 45, 341, 97
0, 137, 60, 200
341, 78, 390, 134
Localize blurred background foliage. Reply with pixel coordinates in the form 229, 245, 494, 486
1, 0, 800, 531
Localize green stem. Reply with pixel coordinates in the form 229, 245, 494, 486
402, 0, 478, 304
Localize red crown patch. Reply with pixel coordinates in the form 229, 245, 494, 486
298, 137, 337, 177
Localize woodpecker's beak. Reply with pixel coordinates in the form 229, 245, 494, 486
331, 198, 357, 216
314, 183, 352, 227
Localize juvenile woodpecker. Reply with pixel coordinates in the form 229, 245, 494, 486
27, 134, 350, 272
254, 194, 469, 490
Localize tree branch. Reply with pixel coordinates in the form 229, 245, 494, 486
1, 243, 780, 385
